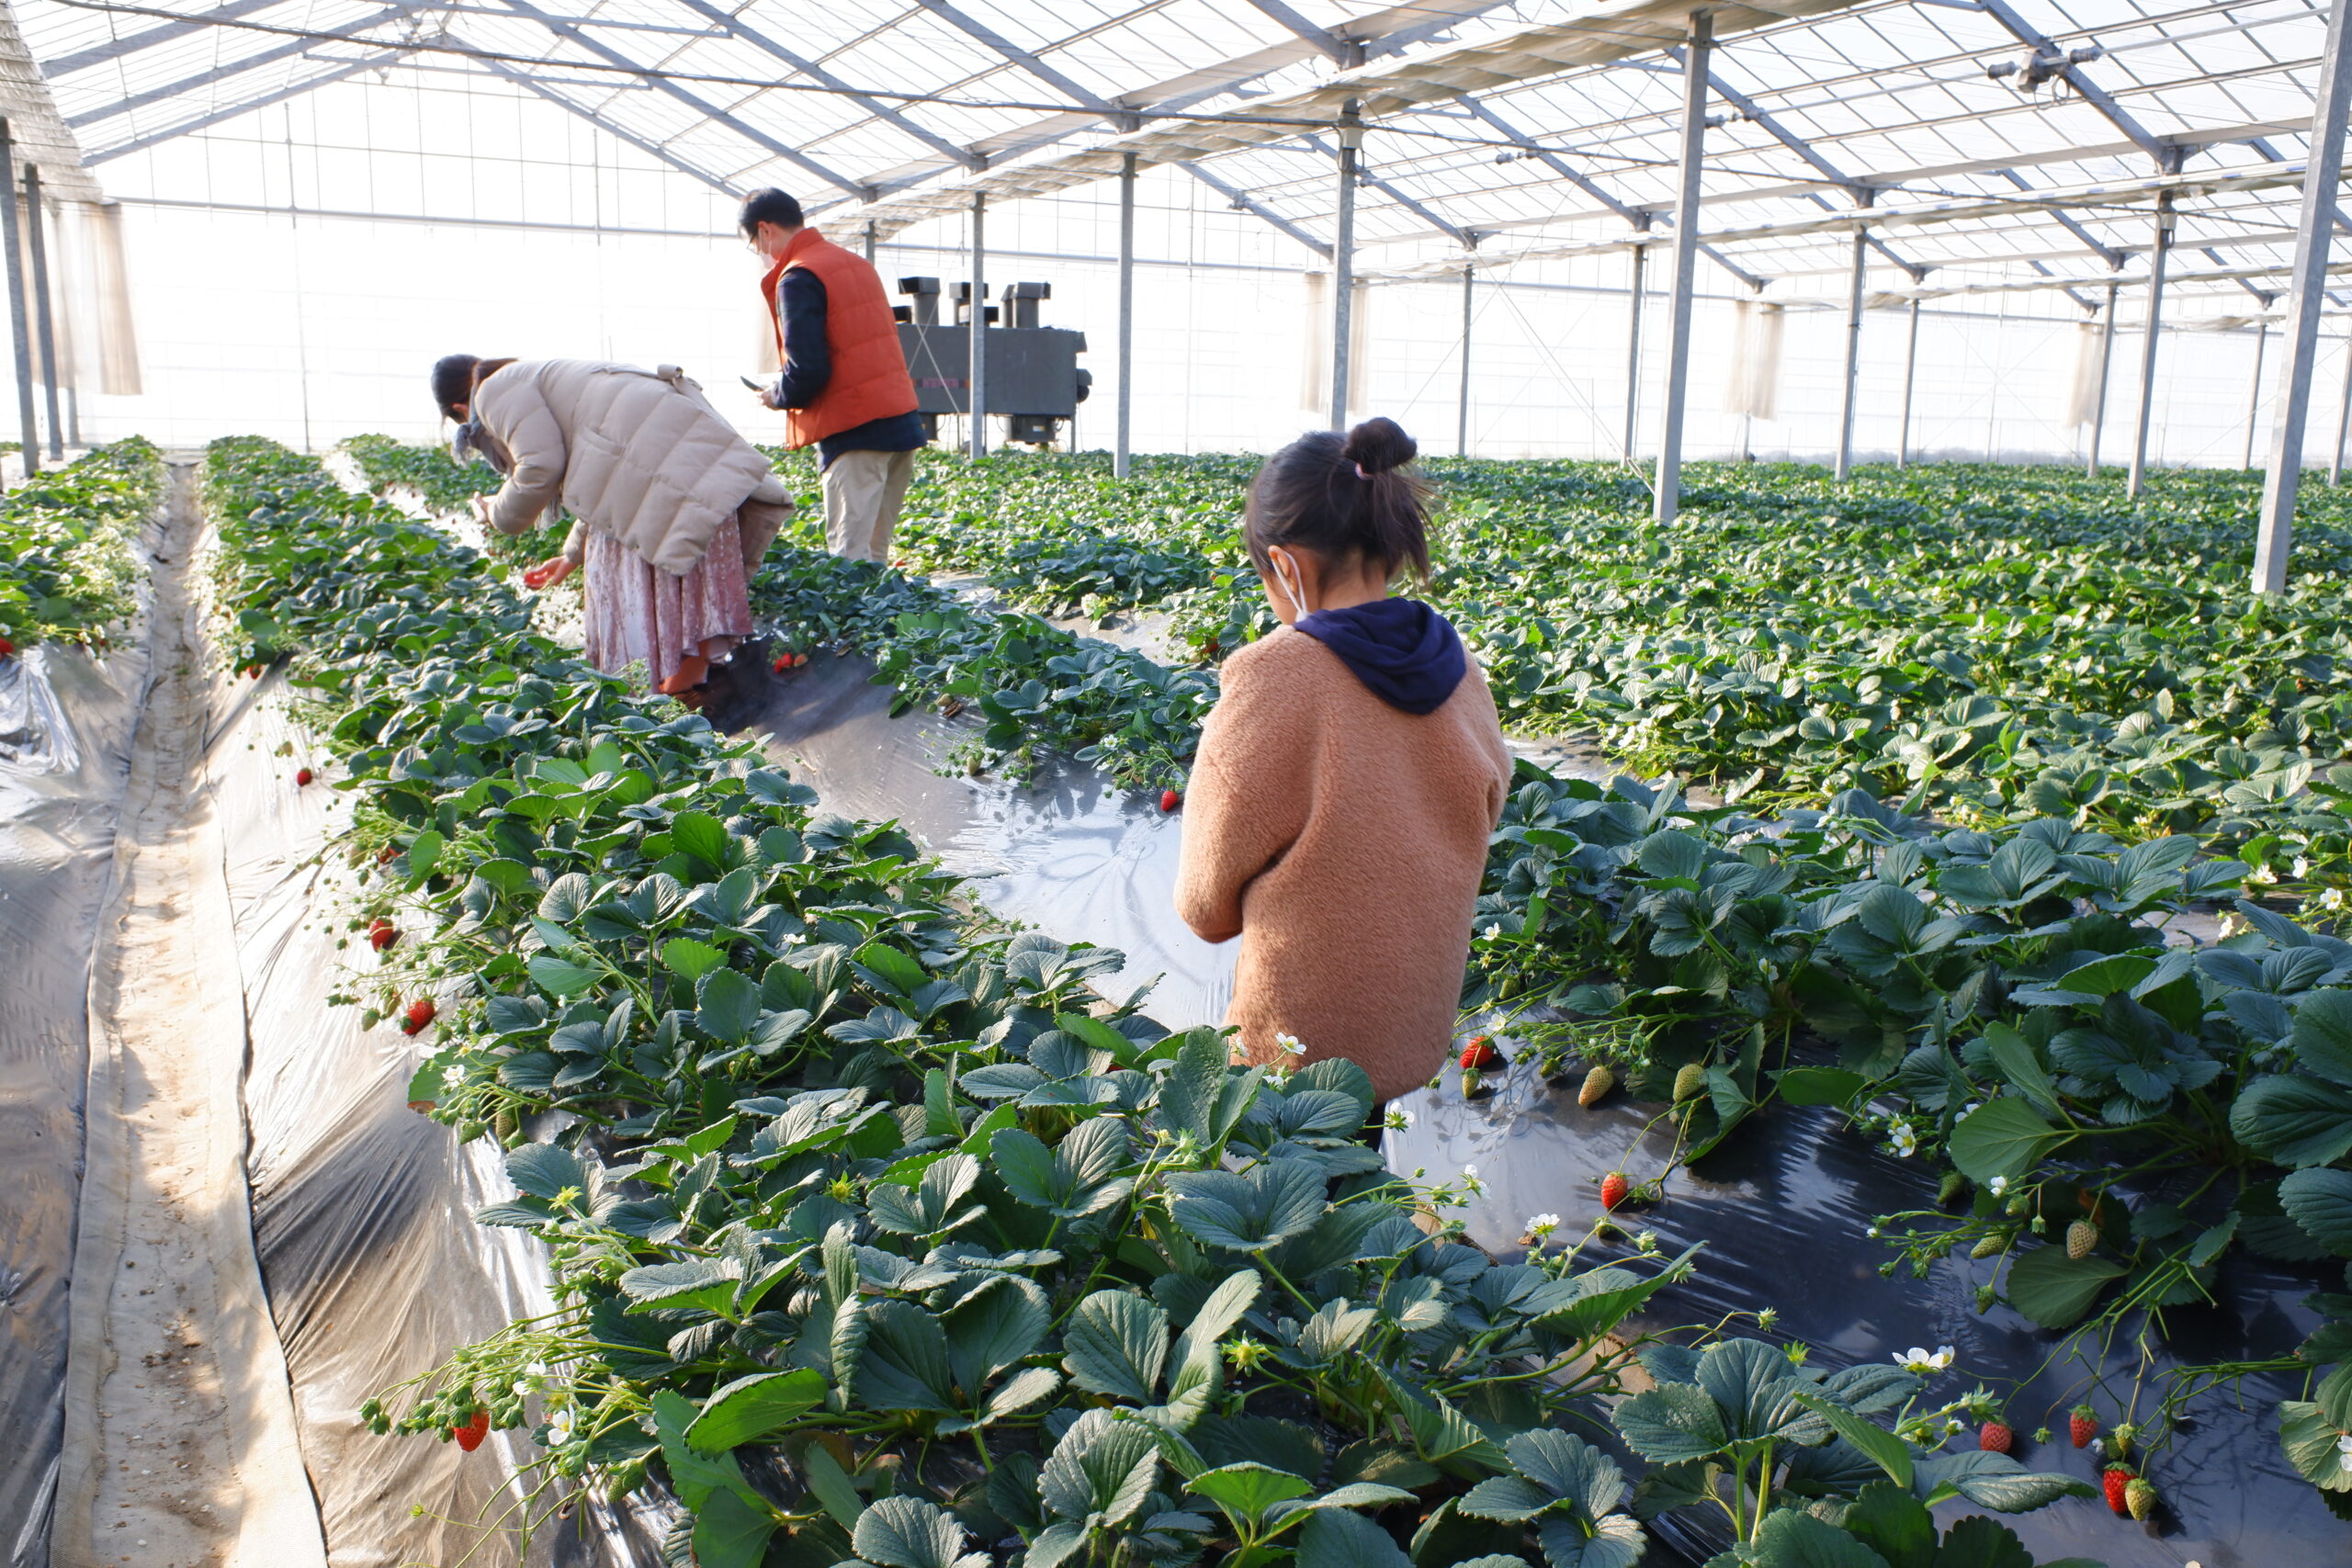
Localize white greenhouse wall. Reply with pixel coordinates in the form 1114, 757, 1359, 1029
49, 72, 2352, 471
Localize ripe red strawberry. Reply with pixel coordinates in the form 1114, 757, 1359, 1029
1459, 1036, 1501, 1070
296, 767, 313, 786
2102, 1466, 2133, 1516
1979, 1419, 2014, 1453
522, 563, 552, 590
0, 636, 14, 659
452, 1407, 490, 1452
377, 844, 397, 865
401, 997, 436, 1035
1160, 789, 1182, 812
368, 919, 398, 953
2070, 1404, 2098, 1449
774, 655, 791, 674
1600, 1171, 1629, 1211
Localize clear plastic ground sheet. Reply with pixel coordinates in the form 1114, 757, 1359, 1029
0, 603, 153, 1565
208, 651, 658, 1562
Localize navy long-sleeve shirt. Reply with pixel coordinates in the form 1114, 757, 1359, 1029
773, 268, 926, 468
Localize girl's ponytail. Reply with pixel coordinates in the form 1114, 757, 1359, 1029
1245, 415, 1432, 582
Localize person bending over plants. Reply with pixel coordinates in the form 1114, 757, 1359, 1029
430, 353, 794, 707
1175, 416, 1513, 1105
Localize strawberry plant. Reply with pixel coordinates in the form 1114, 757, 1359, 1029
232, 436, 2109, 1563
0, 438, 163, 653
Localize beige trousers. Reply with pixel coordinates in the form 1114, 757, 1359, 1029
822, 447, 917, 562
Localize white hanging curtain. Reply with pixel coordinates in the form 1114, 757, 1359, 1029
1297, 270, 1330, 419
86, 202, 141, 398
1724, 299, 1783, 420
2064, 320, 2107, 428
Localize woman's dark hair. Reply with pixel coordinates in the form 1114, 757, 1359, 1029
739, 188, 805, 235
431, 353, 480, 420
1244, 416, 1430, 582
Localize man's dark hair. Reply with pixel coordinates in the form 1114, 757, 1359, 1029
739, 188, 804, 235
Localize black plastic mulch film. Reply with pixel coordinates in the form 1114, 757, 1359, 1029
6, 500, 2335, 1565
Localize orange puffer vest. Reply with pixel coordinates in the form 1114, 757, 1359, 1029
764, 228, 919, 448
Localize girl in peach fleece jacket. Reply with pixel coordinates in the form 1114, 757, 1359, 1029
1174, 416, 1514, 1106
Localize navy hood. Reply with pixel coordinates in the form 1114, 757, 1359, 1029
1294, 597, 1467, 716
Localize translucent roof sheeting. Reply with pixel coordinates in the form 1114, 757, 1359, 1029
7, 0, 2346, 315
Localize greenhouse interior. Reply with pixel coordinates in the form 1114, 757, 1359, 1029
17, 0, 2352, 1562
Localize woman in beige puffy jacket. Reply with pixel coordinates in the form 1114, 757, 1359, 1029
431, 355, 794, 704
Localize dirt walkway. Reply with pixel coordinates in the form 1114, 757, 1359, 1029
53, 463, 325, 1568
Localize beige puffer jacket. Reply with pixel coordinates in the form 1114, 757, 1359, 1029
473, 358, 788, 576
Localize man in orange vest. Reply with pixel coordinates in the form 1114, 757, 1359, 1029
741, 188, 924, 563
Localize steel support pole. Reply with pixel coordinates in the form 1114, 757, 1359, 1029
2245, 324, 2269, 470
2256, 0, 2352, 591
863, 220, 876, 264
1623, 239, 1647, 461
2334, 338, 2352, 482
1896, 298, 1922, 469
1456, 263, 1473, 457
1329, 104, 1361, 432
2128, 191, 2174, 501
968, 193, 986, 460
1835, 226, 1866, 480
24, 168, 59, 461
1654, 10, 1712, 525
2086, 284, 2119, 478
1114, 152, 1135, 479
0, 123, 38, 477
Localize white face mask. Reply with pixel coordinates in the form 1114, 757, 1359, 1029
1271, 551, 1310, 619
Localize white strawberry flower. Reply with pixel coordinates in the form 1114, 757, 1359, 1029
2327, 887, 2347, 912
544, 1407, 574, 1447
1383, 1107, 1414, 1132
441, 1064, 466, 1089
1274, 1032, 1306, 1056
1526, 1213, 1561, 1237
1894, 1346, 1954, 1373
2295, 856, 2312, 879
1889, 1122, 1919, 1157
1459, 1163, 1487, 1198
1988, 1175, 2009, 1197
1482, 923, 1503, 942
2251, 863, 2279, 885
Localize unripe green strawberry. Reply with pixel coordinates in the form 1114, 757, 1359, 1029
2066, 1219, 2098, 1260
1938, 1170, 1968, 1207
492, 1109, 518, 1140
1971, 1231, 2007, 1258
2124, 1476, 2155, 1522
1578, 1065, 1615, 1108
1673, 1063, 1706, 1102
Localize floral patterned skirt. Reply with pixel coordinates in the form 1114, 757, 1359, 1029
581, 515, 752, 690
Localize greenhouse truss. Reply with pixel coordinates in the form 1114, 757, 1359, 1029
10, 0, 2352, 1565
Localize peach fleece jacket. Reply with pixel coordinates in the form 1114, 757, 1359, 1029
1174, 624, 1514, 1104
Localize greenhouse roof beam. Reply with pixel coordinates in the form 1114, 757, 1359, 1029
1302, 132, 1468, 245
820, 0, 1874, 243
1458, 95, 1643, 226
1996, 169, 2123, 268
476, 52, 741, 195
64, 5, 415, 130
84, 46, 407, 163
39, 0, 285, 78
1182, 161, 1331, 258
1668, 47, 1864, 198
1242, 0, 1351, 64
494, 0, 873, 199
905, 0, 1126, 122
666, 0, 984, 171
1973, 0, 2167, 162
